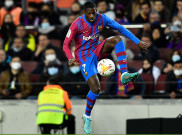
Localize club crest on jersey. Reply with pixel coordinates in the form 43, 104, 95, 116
98, 25, 103, 31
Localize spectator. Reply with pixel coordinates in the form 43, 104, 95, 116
174, 0, 182, 20
138, 58, 161, 85
20, 2, 40, 26
38, 17, 57, 39
34, 34, 66, 62
97, 0, 115, 20
0, 13, 15, 45
127, 0, 145, 22
59, 14, 77, 44
114, 4, 129, 24
167, 20, 182, 49
0, 56, 32, 99
4, 25, 36, 52
153, 0, 171, 23
165, 60, 182, 99
36, 60, 64, 94
7, 37, 34, 61
33, 48, 63, 74
139, 11, 161, 36
0, 0, 22, 26
71, 2, 82, 17
162, 50, 181, 74
36, 78, 75, 134
134, 33, 159, 63
0, 49, 10, 73
40, 3, 60, 25
105, 64, 146, 98
151, 26, 168, 48
134, 1, 151, 23
62, 65, 89, 98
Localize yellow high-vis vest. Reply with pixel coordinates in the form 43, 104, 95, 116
36, 88, 65, 125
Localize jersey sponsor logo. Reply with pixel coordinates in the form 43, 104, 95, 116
83, 33, 99, 41
66, 29, 71, 38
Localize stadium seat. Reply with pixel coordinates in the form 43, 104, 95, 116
22, 61, 38, 73
141, 73, 154, 95
126, 40, 140, 55
154, 74, 166, 94
154, 60, 165, 70
50, 39, 61, 49
128, 28, 140, 35
128, 60, 142, 70
158, 48, 172, 60
30, 74, 39, 83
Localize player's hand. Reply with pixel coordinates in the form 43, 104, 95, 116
138, 41, 147, 52
68, 58, 78, 66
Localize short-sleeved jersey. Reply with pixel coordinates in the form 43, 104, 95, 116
63, 13, 140, 65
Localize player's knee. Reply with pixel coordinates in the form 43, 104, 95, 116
114, 36, 122, 43
110, 36, 122, 48
91, 87, 101, 94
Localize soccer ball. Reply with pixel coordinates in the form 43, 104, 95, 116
97, 59, 115, 77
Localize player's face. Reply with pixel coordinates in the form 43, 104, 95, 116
85, 8, 97, 23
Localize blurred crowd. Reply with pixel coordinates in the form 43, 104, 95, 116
0, 0, 182, 99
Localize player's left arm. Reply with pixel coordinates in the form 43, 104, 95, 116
103, 14, 147, 51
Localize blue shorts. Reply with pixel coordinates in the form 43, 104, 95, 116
80, 54, 98, 81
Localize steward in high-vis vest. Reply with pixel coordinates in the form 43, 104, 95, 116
36, 78, 75, 134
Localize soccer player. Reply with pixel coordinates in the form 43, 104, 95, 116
63, 1, 147, 134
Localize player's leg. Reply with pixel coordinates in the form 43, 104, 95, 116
83, 74, 100, 134
101, 36, 139, 84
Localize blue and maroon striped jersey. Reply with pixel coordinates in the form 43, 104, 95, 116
63, 13, 140, 65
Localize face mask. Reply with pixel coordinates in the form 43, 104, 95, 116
70, 66, 80, 74
172, 55, 181, 62
11, 62, 21, 70
41, 22, 50, 29
43, 0, 50, 3
5, 0, 14, 8
48, 67, 59, 75
45, 54, 56, 61
174, 69, 182, 76
12, 47, 22, 52
78, 0, 86, 5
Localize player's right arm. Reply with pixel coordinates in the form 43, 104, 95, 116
63, 19, 78, 66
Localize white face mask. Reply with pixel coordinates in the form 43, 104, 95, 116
43, 0, 50, 3
5, 0, 14, 8
78, 0, 86, 5
174, 69, 182, 76
172, 55, 181, 62
45, 54, 56, 61
11, 62, 21, 70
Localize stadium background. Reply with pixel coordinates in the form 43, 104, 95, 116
0, 0, 182, 134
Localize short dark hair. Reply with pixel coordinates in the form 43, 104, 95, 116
48, 77, 60, 85
11, 55, 21, 61
140, 1, 151, 8
38, 34, 49, 39
83, 1, 96, 11
16, 24, 25, 30
13, 37, 24, 44
173, 60, 182, 66
142, 33, 152, 40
